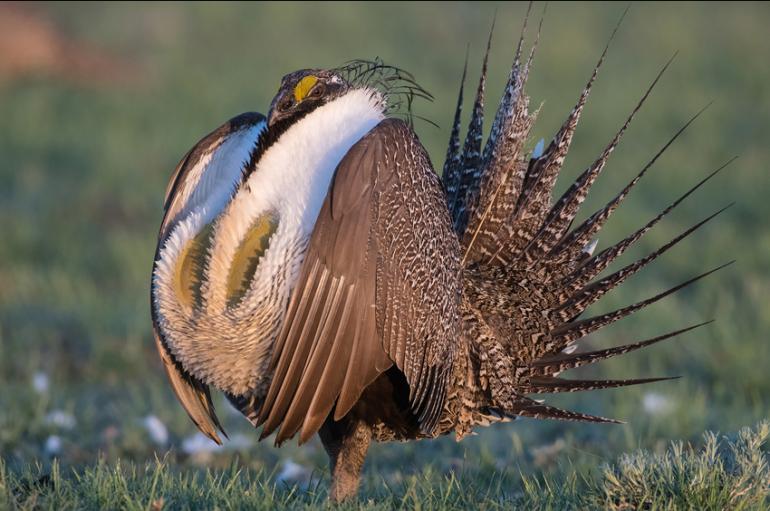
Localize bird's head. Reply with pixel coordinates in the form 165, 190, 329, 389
267, 61, 434, 130
267, 69, 351, 128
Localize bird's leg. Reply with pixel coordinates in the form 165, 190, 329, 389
318, 415, 371, 503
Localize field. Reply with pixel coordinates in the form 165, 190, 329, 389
1, 1, 768, 508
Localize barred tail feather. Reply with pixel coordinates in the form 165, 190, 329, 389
482, 1, 532, 165
528, 321, 712, 376
515, 8, 620, 221
460, 11, 543, 265
442, 49, 469, 203
563, 159, 734, 289
522, 375, 678, 394
553, 159, 734, 309
513, 398, 622, 424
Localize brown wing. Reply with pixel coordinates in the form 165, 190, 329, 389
257, 118, 462, 444
153, 330, 228, 443
151, 112, 266, 444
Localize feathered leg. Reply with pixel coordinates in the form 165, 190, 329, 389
319, 416, 372, 503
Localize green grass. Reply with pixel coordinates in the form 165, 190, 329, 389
1, 1, 769, 508
2, 422, 768, 510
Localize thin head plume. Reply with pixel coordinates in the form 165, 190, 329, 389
333, 58, 434, 127
392, 112, 440, 129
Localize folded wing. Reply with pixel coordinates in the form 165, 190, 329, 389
257, 118, 462, 444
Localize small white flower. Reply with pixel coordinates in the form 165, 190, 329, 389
643, 392, 674, 415
45, 435, 61, 455
32, 372, 49, 394
142, 415, 169, 445
277, 459, 311, 485
44, 410, 76, 430
226, 433, 254, 451
181, 432, 223, 455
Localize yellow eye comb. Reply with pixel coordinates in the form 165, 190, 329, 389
293, 75, 318, 102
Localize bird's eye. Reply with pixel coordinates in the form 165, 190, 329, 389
310, 84, 325, 98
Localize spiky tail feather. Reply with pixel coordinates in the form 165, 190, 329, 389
440, 6, 732, 439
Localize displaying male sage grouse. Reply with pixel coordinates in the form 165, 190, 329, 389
150, 11, 731, 502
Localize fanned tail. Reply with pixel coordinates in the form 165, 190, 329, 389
440, 6, 731, 437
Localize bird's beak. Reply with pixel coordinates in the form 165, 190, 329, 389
267, 107, 281, 129
268, 91, 294, 128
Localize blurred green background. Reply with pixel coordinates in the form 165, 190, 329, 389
0, 0, 767, 487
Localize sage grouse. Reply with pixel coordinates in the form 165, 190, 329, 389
150, 12, 730, 502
